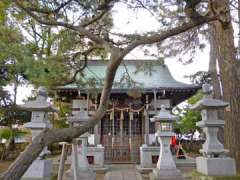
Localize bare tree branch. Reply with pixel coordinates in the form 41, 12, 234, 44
135, 0, 156, 16
121, 15, 218, 57
13, 0, 112, 50
80, 10, 109, 27
63, 46, 103, 85
23, 0, 73, 14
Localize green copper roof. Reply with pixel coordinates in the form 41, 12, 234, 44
57, 60, 198, 91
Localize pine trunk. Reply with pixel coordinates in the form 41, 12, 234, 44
211, 0, 240, 173
209, 27, 222, 99
209, 26, 224, 143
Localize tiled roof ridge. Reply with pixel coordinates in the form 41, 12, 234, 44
86, 59, 164, 64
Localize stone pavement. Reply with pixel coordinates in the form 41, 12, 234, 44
104, 164, 143, 180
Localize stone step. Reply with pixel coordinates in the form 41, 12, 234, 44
104, 165, 142, 180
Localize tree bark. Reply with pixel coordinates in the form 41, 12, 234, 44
238, 0, 240, 57
208, 26, 224, 143
211, 0, 240, 173
209, 26, 222, 99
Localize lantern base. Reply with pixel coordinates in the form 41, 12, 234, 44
22, 159, 52, 180
150, 168, 184, 180
196, 156, 236, 176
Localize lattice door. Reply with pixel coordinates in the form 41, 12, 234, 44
101, 112, 144, 163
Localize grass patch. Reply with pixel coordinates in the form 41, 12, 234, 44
192, 171, 240, 180
0, 160, 13, 173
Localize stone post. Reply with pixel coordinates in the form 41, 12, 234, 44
144, 111, 150, 145
150, 105, 183, 180
66, 133, 95, 180
94, 123, 100, 145
191, 84, 237, 176
65, 110, 96, 180
77, 134, 90, 171
21, 87, 56, 180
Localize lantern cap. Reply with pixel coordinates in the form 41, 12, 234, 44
20, 87, 57, 112
24, 121, 52, 129
68, 108, 90, 123
80, 132, 90, 138
38, 86, 48, 97
191, 84, 228, 111
150, 105, 178, 122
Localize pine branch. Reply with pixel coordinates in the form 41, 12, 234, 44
13, 0, 112, 50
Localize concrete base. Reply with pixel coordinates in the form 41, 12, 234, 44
64, 169, 96, 180
196, 156, 236, 176
104, 165, 142, 180
136, 165, 152, 173
62, 145, 105, 168
22, 159, 52, 180
150, 168, 184, 180
140, 145, 160, 168
136, 156, 196, 174
92, 166, 110, 173
104, 171, 143, 180
87, 145, 105, 167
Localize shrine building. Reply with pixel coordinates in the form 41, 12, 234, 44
56, 60, 199, 163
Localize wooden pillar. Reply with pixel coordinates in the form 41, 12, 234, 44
94, 123, 100, 145
120, 111, 123, 146
154, 90, 157, 114
72, 143, 79, 180
129, 112, 132, 153
120, 120, 123, 145
144, 111, 149, 145
129, 111, 133, 161
57, 143, 68, 180
112, 106, 115, 147
87, 92, 89, 114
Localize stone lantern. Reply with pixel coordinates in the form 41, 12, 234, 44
21, 87, 56, 180
150, 105, 183, 180
191, 84, 236, 176
65, 109, 96, 180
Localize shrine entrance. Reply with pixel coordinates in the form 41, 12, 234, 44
101, 111, 144, 163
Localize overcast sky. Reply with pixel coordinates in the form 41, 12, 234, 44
6, 2, 210, 104
112, 3, 209, 80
